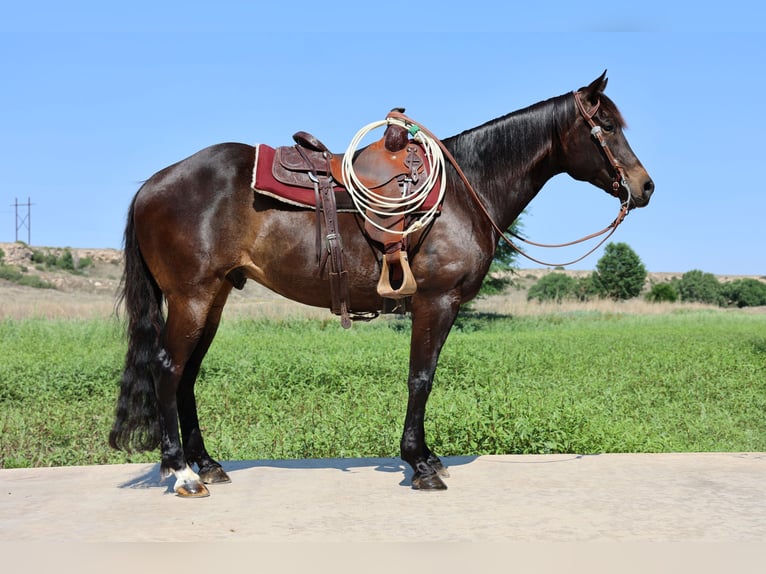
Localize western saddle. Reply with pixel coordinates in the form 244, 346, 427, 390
271, 109, 433, 327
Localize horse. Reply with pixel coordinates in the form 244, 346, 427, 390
109, 72, 654, 497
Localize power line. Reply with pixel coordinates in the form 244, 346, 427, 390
13, 197, 33, 245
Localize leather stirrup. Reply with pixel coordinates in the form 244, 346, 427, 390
377, 251, 418, 299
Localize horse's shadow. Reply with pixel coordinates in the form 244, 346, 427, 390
117, 455, 480, 492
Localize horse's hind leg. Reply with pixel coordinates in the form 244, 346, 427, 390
156, 287, 227, 497
176, 284, 233, 485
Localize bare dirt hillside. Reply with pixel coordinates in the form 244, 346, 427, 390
0, 242, 762, 320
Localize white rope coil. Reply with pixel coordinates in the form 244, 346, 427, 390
341, 117, 446, 237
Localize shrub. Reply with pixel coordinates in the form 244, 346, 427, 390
573, 274, 600, 302
77, 256, 94, 270
646, 282, 679, 303
527, 272, 576, 303
58, 249, 75, 271
722, 278, 766, 308
28, 248, 91, 273
677, 270, 724, 305
592, 242, 647, 300
17, 275, 55, 289
0, 265, 23, 282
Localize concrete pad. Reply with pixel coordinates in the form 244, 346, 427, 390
2, 453, 765, 543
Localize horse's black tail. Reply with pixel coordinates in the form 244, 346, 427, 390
108, 194, 164, 452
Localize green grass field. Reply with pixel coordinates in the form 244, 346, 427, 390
1, 310, 765, 468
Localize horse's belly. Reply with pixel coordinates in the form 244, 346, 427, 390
255, 268, 382, 312
244, 230, 383, 312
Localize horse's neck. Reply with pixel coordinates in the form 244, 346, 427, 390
445, 96, 567, 231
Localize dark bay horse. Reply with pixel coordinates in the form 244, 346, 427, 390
109, 72, 653, 497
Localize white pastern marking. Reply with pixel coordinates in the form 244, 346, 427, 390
173, 465, 201, 492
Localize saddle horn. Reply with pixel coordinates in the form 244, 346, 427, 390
384, 107, 408, 152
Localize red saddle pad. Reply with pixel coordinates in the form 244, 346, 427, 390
251, 144, 442, 213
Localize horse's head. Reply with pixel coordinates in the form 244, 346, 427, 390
562, 71, 654, 210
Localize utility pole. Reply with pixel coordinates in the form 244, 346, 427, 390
14, 197, 32, 244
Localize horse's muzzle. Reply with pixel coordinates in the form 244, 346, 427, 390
626, 176, 654, 209
635, 177, 654, 207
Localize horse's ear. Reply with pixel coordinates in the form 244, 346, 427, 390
584, 70, 608, 104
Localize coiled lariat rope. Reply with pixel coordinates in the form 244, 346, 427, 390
341, 117, 446, 237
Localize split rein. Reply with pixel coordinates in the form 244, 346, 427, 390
378, 95, 631, 268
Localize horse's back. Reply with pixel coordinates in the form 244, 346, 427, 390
139, 142, 255, 198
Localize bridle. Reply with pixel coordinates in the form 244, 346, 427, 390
572, 90, 631, 204
388, 92, 632, 267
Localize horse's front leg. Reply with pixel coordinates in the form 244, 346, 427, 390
401, 293, 460, 490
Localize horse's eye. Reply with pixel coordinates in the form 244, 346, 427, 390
602, 123, 615, 133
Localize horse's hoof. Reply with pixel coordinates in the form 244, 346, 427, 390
175, 480, 210, 498
172, 465, 210, 497
411, 472, 448, 491
199, 466, 231, 485
429, 457, 450, 478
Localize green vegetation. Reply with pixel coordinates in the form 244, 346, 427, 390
0, 246, 55, 289
528, 242, 648, 303
527, 272, 576, 303
676, 269, 726, 306
722, 278, 766, 308
31, 247, 93, 273
0, 245, 96, 290
2, 311, 765, 468
646, 282, 679, 303
523, 243, 766, 309
646, 271, 766, 308
592, 242, 647, 300
0, 265, 55, 289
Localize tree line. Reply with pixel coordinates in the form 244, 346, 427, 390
525, 242, 766, 308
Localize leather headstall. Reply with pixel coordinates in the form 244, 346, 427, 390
573, 90, 629, 202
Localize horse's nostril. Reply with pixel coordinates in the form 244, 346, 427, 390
643, 179, 655, 197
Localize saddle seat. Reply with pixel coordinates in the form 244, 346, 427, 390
272, 131, 420, 194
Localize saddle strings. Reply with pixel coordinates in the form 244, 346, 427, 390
341, 117, 446, 237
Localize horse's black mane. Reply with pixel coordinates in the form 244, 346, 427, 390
444, 90, 625, 181
444, 95, 565, 185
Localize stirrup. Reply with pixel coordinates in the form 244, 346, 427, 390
377, 251, 417, 299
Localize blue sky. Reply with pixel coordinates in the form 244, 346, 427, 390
1, 2, 763, 275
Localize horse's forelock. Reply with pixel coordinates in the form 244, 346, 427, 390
599, 94, 627, 129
